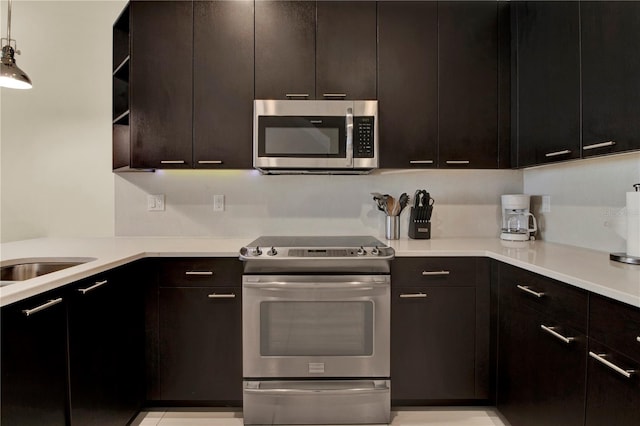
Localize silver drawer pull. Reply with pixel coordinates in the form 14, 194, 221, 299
589, 351, 636, 379
323, 93, 347, 98
545, 149, 571, 157
285, 93, 309, 98
160, 160, 185, 164
422, 270, 450, 276
410, 160, 434, 164
185, 271, 214, 276
583, 141, 616, 150
540, 325, 574, 344
446, 160, 470, 165
22, 298, 63, 317
637, 336, 640, 343
78, 280, 108, 295
399, 292, 427, 299
517, 284, 545, 298
198, 160, 223, 164
208, 293, 236, 299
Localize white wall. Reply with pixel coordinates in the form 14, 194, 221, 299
0, 0, 125, 242
115, 169, 523, 239
524, 152, 640, 253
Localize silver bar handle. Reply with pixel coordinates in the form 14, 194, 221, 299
346, 107, 353, 166
517, 284, 545, 298
185, 271, 214, 276
245, 384, 388, 396
78, 280, 108, 295
589, 351, 636, 379
410, 160, 434, 164
637, 336, 640, 343
285, 93, 309, 98
323, 93, 347, 98
22, 298, 63, 317
400, 292, 427, 299
208, 293, 236, 299
422, 270, 450, 276
540, 325, 574, 344
160, 160, 185, 164
583, 141, 616, 151
197, 160, 223, 164
545, 149, 571, 157
446, 160, 470, 165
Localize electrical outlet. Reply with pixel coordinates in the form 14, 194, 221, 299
541, 195, 551, 213
213, 194, 225, 212
147, 194, 165, 211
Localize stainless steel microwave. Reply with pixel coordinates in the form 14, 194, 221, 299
253, 100, 378, 174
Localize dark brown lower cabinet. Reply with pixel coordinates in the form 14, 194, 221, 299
497, 304, 586, 426
391, 286, 477, 402
158, 286, 242, 404
67, 267, 145, 426
1, 292, 68, 426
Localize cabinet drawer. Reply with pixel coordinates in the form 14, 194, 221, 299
391, 257, 481, 287
590, 295, 640, 363
157, 258, 242, 288
500, 264, 588, 334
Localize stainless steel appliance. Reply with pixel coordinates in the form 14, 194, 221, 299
253, 100, 378, 174
239, 236, 393, 425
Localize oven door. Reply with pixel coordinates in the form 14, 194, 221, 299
242, 275, 390, 379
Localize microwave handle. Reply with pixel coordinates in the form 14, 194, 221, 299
346, 107, 353, 167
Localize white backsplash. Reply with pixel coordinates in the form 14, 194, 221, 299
115, 169, 523, 240
523, 152, 640, 253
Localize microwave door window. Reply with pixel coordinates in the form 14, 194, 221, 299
265, 127, 340, 155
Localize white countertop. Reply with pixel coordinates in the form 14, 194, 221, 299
1, 237, 639, 308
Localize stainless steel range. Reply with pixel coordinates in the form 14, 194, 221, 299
239, 236, 394, 425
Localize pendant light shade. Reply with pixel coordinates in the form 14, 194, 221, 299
0, 0, 32, 90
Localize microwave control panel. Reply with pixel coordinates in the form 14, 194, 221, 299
354, 116, 375, 158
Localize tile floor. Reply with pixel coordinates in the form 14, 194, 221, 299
133, 408, 507, 426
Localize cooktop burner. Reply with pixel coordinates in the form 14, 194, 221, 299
239, 235, 394, 273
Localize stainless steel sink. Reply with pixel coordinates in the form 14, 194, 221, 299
0, 257, 96, 283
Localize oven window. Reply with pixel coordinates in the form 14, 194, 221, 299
258, 116, 346, 157
260, 301, 374, 356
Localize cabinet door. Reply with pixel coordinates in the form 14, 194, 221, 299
1, 295, 68, 425
438, 1, 498, 168
391, 286, 476, 402
378, 1, 438, 168
316, 1, 377, 100
158, 286, 242, 403
585, 341, 640, 426
513, 1, 580, 167
498, 290, 586, 426
130, 0, 193, 168
255, 1, 315, 100
193, 0, 254, 169
581, 1, 640, 157
68, 269, 145, 426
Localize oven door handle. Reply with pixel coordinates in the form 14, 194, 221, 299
244, 382, 389, 396
243, 281, 388, 290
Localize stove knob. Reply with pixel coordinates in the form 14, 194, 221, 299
357, 246, 367, 256
253, 246, 263, 256
371, 246, 380, 256
267, 247, 278, 256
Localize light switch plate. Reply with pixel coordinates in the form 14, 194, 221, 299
213, 194, 225, 212
147, 194, 165, 211
541, 195, 551, 213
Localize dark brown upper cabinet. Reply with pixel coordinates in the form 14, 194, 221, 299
438, 1, 501, 169
254, 1, 316, 100
255, 1, 376, 100
512, 1, 581, 168
378, 1, 438, 169
581, 1, 640, 158
130, 0, 194, 169
193, 0, 254, 169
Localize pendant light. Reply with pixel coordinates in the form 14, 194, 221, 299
0, 0, 32, 89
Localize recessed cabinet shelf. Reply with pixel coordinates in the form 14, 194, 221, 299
113, 55, 129, 81
113, 110, 129, 126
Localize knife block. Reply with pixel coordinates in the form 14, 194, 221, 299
408, 207, 431, 239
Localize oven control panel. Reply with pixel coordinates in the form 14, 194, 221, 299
239, 246, 394, 259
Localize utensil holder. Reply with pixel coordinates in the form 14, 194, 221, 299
385, 216, 400, 240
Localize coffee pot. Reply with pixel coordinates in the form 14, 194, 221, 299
500, 194, 538, 241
